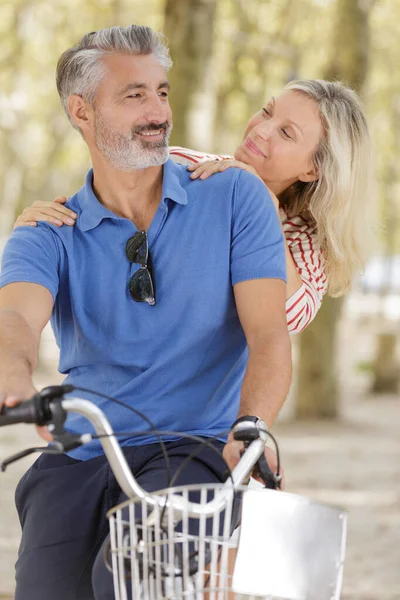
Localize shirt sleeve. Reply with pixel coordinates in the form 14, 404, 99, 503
0, 224, 60, 301
282, 211, 327, 333
230, 170, 287, 285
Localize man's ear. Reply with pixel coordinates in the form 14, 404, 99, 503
298, 164, 319, 183
67, 95, 92, 133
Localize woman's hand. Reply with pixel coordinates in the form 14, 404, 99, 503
188, 160, 280, 211
188, 159, 260, 180
13, 196, 78, 229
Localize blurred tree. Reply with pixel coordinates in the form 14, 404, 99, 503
371, 104, 400, 393
295, 0, 372, 419
163, 0, 218, 149
0, 0, 164, 235
213, 0, 300, 153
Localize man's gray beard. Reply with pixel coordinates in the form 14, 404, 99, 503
94, 114, 171, 171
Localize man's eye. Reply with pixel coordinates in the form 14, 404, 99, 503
127, 94, 140, 99
158, 91, 169, 98
262, 108, 271, 117
281, 128, 292, 140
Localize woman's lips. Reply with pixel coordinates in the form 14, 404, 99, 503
244, 138, 266, 157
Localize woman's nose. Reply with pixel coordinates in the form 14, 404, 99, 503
253, 120, 274, 141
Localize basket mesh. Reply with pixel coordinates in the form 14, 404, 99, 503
106, 483, 264, 600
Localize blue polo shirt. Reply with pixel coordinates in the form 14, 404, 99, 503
0, 159, 286, 459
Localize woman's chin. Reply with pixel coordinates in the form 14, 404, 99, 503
234, 145, 253, 165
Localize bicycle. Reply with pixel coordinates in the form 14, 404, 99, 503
0, 385, 347, 600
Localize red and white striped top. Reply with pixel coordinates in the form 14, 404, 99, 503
170, 146, 327, 334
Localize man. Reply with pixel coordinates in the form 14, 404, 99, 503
0, 25, 291, 599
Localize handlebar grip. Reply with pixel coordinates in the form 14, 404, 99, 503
0, 386, 73, 428
0, 399, 38, 426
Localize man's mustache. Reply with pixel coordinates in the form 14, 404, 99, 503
132, 122, 171, 135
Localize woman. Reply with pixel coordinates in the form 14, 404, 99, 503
14, 79, 375, 333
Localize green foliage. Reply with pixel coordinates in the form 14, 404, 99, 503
0, 0, 164, 232
0, 0, 399, 255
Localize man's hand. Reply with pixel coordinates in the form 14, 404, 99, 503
0, 369, 52, 441
222, 432, 285, 489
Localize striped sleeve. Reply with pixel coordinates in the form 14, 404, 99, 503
282, 210, 327, 334
169, 146, 233, 165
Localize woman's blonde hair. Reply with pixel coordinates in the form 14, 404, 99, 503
280, 79, 375, 296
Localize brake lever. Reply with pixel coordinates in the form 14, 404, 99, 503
254, 452, 282, 490
43, 397, 88, 452
0, 445, 62, 471
0, 432, 87, 472
233, 427, 282, 490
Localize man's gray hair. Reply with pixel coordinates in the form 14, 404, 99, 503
56, 25, 173, 129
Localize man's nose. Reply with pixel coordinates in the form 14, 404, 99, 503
144, 95, 168, 123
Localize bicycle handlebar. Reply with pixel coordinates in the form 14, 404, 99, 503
0, 402, 38, 425
0, 388, 269, 518
0, 394, 56, 426
0, 386, 74, 427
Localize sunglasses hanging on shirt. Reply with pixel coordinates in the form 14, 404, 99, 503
125, 230, 156, 306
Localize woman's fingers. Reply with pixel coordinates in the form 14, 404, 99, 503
15, 210, 70, 228
187, 159, 259, 181
25, 211, 63, 227
13, 218, 37, 229
54, 196, 68, 204
188, 160, 228, 180
32, 200, 77, 221
15, 202, 77, 227
35, 205, 76, 225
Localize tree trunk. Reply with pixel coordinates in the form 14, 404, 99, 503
295, 0, 371, 419
324, 0, 370, 93
370, 104, 400, 391
371, 333, 400, 394
296, 296, 343, 419
163, 0, 217, 149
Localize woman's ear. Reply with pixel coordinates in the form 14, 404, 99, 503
298, 164, 319, 183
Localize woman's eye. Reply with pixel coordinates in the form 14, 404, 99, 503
262, 108, 271, 117
281, 128, 292, 140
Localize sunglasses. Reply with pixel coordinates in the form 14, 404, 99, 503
125, 231, 156, 306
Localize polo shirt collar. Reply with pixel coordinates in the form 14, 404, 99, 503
162, 158, 188, 207
78, 159, 188, 233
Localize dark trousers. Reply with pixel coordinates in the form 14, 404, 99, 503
14, 439, 231, 600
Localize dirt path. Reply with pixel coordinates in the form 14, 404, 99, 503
0, 366, 399, 599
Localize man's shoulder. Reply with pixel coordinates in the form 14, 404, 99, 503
63, 191, 82, 216
200, 166, 271, 205
172, 159, 270, 211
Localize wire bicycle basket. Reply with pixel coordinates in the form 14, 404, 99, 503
106, 482, 248, 600
107, 482, 347, 600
